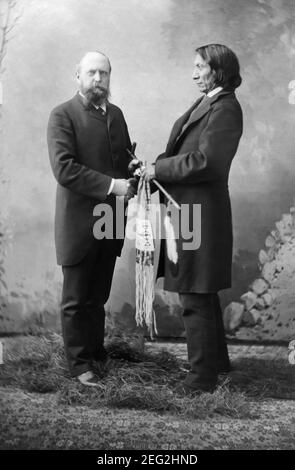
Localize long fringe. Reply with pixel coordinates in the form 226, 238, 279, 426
135, 249, 155, 336
135, 175, 157, 338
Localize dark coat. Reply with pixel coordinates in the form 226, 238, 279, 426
47, 93, 131, 266
155, 90, 243, 293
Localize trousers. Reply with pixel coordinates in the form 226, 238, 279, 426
61, 240, 117, 377
179, 292, 230, 389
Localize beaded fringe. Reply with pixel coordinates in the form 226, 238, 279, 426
135, 175, 157, 338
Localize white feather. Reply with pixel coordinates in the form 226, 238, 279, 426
164, 213, 178, 264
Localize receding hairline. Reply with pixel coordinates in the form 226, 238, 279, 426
77, 51, 112, 73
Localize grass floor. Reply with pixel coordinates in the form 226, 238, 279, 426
0, 333, 294, 449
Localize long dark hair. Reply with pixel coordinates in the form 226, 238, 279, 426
196, 44, 242, 91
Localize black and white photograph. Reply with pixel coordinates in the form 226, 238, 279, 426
0, 0, 294, 455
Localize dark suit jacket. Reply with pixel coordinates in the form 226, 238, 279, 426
47, 93, 131, 266
155, 90, 243, 293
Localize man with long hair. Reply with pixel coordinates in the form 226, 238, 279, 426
143, 44, 243, 393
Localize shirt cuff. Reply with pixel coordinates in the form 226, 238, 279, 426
107, 178, 115, 195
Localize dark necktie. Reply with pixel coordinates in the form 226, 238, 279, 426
92, 104, 106, 116
98, 106, 106, 116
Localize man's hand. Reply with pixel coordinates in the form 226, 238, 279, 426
140, 162, 156, 181
124, 177, 138, 202
128, 158, 143, 177
112, 179, 128, 196
127, 155, 156, 181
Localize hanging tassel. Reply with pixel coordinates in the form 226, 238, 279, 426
135, 175, 158, 338
164, 202, 178, 264
135, 250, 155, 336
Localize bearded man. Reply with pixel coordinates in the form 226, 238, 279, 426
47, 51, 133, 386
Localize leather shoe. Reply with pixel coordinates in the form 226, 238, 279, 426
218, 364, 233, 375
77, 371, 100, 387
92, 356, 112, 376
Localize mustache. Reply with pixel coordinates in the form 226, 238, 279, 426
87, 84, 110, 97
91, 84, 107, 93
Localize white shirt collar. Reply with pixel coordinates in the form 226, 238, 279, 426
78, 91, 107, 112
207, 86, 223, 98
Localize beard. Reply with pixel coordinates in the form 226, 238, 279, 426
82, 85, 110, 109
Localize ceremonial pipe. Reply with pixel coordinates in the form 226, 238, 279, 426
151, 179, 180, 210
127, 148, 180, 210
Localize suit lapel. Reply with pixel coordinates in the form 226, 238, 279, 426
166, 99, 202, 156
106, 102, 116, 130
171, 90, 232, 152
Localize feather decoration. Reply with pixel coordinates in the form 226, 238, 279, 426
164, 202, 178, 264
